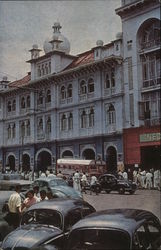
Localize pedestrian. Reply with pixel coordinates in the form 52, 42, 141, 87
122, 170, 128, 180
40, 172, 46, 177
39, 190, 47, 201
46, 189, 54, 200
133, 169, 138, 183
145, 171, 153, 190
5, 184, 22, 228
33, 185, 40, 201
81, 172, 88, 193
21, 190, 37, 213
90, 175, 98, 195
154, 169, 160, 190
57, 170, 64, 178
48, 170, 56, 177
140, 170, 146, 188
73, 170, 81, 191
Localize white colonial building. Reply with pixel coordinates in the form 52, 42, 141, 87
0, 0, 160, 173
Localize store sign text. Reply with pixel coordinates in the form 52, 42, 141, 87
140, 133, 161, 142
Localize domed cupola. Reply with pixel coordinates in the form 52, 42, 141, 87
43, 22, 70, 54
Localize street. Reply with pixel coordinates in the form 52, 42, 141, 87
0, 189, 160, 221
83, 189, 160, 220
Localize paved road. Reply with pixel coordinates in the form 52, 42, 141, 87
0, 189, 160, 220
83, 189, 161, 220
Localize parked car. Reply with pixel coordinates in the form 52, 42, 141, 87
67, 209, 161, 250
1, 198, 96, 250
98, 173, 137, 194
33, 177, 83, 199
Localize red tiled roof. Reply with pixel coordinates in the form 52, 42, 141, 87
9, 73, 31, 88
65, 50, 94, 70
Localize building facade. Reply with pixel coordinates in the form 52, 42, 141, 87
0, 0, 160, 173
116, 0, 160, 170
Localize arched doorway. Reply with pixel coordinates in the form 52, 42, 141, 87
62, 150, 73, 158
106, 146, 117, 173
22, 154, 30, 172
37, 151, 52, 172
82, 149, 95, 160
8, 155, 15, 171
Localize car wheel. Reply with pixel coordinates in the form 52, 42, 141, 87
129, 190, 135, 195
118, 187, 125, 194
105, 190, 111, 194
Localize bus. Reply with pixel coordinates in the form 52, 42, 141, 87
57, 158, 106, 177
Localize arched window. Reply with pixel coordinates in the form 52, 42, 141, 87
12, 99, 16, 111
67, 84, 72, 98
107, 104, 116, 125
61, 114, 67, 131
61, 86, 66, 100
8, 125, 11, 139
12, 123, 16, 138
7, 101, 12, 112
26, 120, 30, 136
46, 89, 51, 103
111, 71, 115, 87
21, 122, 25, 138
80, 80, 86, 95
26, 95, 30, 108
68, 113, 73, 130
38, 91, 43, 105
89, 108, 94, 127
88, 78, 94, 93
105, 73, 110, 88
38, 118, 43, 134
81, 110, 87, 128
21, 97, 26, 109
46, 117, 51, 134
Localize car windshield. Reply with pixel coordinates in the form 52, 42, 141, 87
21, 209, 62, 229
68, 229, 130, 250
49, 179, 67, 187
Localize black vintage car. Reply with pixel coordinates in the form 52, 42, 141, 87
1, 198, 96, 250
67, 209, 161, 250
98, 173, 137, 194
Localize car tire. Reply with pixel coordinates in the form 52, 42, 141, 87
118, 187, 125, 194
105, 190, 111, 194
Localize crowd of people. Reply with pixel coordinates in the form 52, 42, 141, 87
118, 168, 160, 190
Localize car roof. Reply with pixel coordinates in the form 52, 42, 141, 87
27, 198, 93, 215
34, 177, 64, 182
71, 209, 160, 235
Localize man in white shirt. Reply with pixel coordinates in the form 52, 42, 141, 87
7, 185, 22, 228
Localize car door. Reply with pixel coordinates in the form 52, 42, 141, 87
64, 208, 82, 231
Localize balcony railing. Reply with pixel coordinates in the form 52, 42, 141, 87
144, 117, 161, 127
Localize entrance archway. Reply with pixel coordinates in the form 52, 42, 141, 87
8, 155, 16, 171
62, 150, 73, 158
106, 146, 117, 173
37, 151, 52, 172
82, 148, 95, 160
22, 154, 30, 172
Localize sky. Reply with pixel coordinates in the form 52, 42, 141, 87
0, 0, 121, 81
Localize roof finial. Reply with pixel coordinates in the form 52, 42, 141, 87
52, 22, 62, 34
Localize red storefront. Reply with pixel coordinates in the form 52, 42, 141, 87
123, 126, 160, 170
